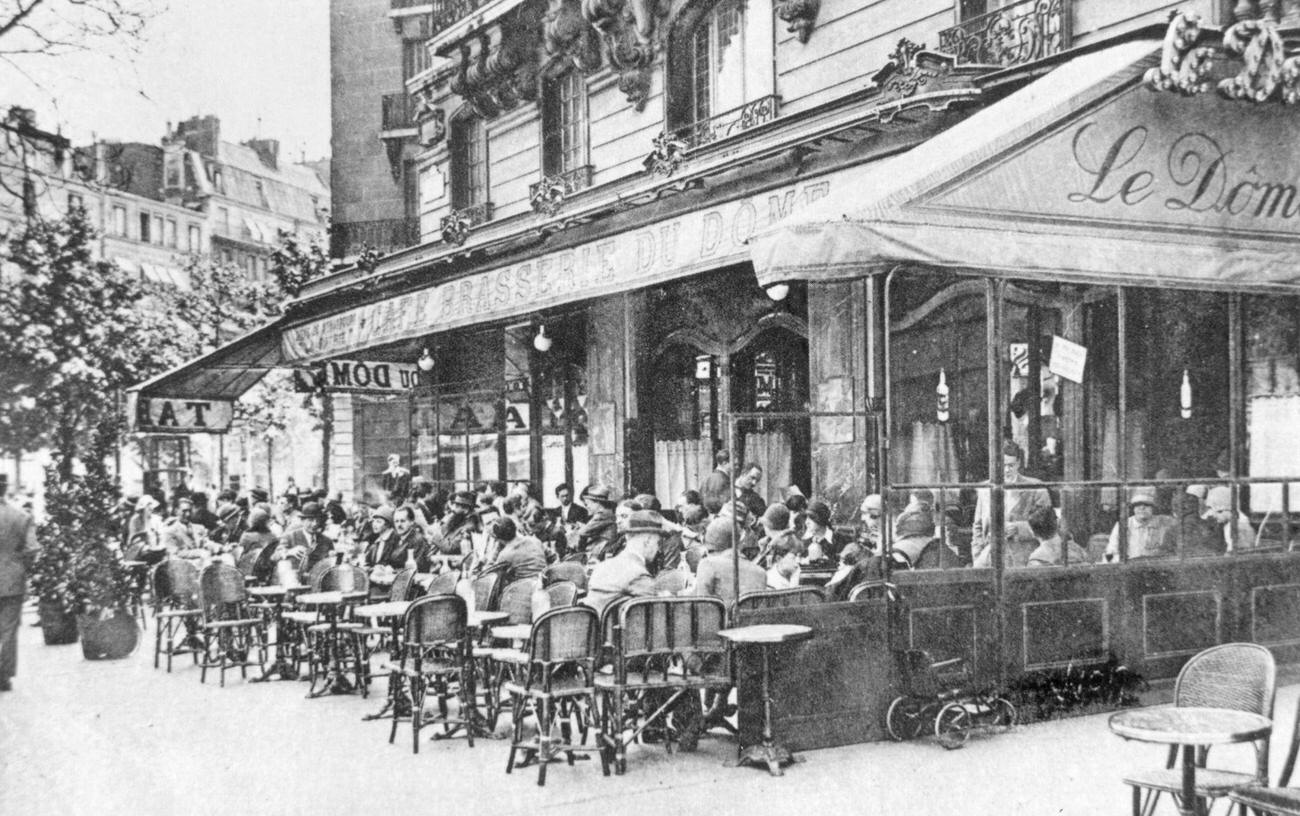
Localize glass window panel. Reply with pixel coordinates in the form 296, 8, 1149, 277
505, 434, 530, 483
712, 0, 744, 114
1002, 485, 1104, 569
1244, 296, 1300, 513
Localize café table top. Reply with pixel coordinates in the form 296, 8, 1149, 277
1109, 706, 1272, 746
296, 590, 368, 606
717, 624, 814, 645
490, 623, 532, 641
122, 560, 148, 569
248, 585, 305, 598
469, 610, 509, 627
353, 600, 410, 619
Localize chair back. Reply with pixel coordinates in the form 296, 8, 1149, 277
403, 594, 468, 648
235, 547, 262, 580
422, 571, 459, 597
152, 559, 200, 610
1274, 694, 1300, 788
734, 586, 824, 617
652, 570, 688, 596
499, 578, 541, 624
528, 605, 599, 667
545, 580, 579, 609
307, 557, 334, 590
541, 561, 588, 592
847, 580, 898, 603
321, 565, 369, 594
471, 569, 503, 611
616, 596, 728, 668
1175, 643, 1276, 717
389, 567, 416, 601
198, 563, 249, 620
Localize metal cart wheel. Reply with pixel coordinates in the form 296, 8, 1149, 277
935, 702, 970, 749
991, 697, 1018, 728
885, 696, 928, 741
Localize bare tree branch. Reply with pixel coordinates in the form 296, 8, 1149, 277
0, 0, 157, 58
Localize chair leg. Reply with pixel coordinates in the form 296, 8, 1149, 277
411, 676, 425, 755
389, 671, 403, 745
537, 696, 550, 787
614, 691, 626, 775
506, 692, 524, 775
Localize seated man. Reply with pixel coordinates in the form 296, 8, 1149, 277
891, 507, 938, 570
1026, 506, 1089, 567
583, 510, 665, 615
693, 517, 767, 605
856, 494, 882, 556
490, 517, 548, 584
972, 440, 1053, 565
1105, 487, 1177, 561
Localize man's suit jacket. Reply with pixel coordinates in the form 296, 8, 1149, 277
0, 501, 38, 598
557, 502, 589, 526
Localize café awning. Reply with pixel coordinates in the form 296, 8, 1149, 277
750, 38, 1300, 292
130, 318, 285, 401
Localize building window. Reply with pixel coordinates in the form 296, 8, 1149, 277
164, 218, 178, 248
139, 212, 151, 243
689, 0, 745, 124
450, 116, 488, 209
541, 71, 588, 176
111, 205, 127, 236
217, 207, 230, 237
153, 215, 164, 245
402, 39, 431, 82
211, 167, 224, 194
187, 224, 201, 253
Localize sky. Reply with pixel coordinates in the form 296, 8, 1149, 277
4, 0, 331, 161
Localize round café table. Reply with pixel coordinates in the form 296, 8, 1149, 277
296, 590, 369, 698
354, 600, 415, 720
1109, 706, 1272, 816
248, 585, 310, 681
716, 623, 814, 777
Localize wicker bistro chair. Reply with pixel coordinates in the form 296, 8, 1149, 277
479, 578, 544, 722
1230, 697, 1300, 816
541, 562, 588, 594
595, 596, 732, 775
504, 605, 607, 786
389, 594, 475, 753
196, 563, 268, 686
302, 566, 370, 697
354, 568, 417, 686
422, 570, 460, 597
1126, 643, 1277, 816
472, 570, 504, 612
150, 560, 204, 672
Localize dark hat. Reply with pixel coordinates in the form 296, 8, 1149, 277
372, 504, 395, 524
582, 484, 616, 507
625, 510, 668, 537
449, 490, 476, 510
300, 501, 324, 520
807, 500, 832, 529
894, 508, 934, 540
704, 517, 734, 551
247, 507, 272, 531
491, 516, 517, 541
249, 487, 269, 504
216, 502, 240, 522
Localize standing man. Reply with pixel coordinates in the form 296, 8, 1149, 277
733, 462, 767, 519
381, 454, 411, 505
0, 477, 39, 692
700, 450, 732, 516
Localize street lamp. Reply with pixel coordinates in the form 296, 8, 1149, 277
418, 348, 435, 371
765, 283, 790, 302
533, 325, 552, 353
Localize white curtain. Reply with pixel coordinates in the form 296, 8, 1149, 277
741, 430, 792, 507
655, 439, 714, 505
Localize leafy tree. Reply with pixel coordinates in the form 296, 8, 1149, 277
268, 231, 330, 298
166, 252, 280, 353
0, 205, 187, 477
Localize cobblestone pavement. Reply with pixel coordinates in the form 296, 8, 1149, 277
2, 604, 1295, 816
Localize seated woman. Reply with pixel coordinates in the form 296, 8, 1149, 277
1105, 487, 1176, 561
801, 500, 847, 566
1025, 506, 1089, 567
766, 537, 803, 589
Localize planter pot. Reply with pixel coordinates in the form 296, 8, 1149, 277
77, 610, 139, 660
38, 602, 78, 645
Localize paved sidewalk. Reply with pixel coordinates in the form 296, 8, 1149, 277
1, 605, 1293, 816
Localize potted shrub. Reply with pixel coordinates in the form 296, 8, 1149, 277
28, 537, 79, 645
70, 541, 138, 660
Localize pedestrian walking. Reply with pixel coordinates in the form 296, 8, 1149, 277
0, 476, 39, 692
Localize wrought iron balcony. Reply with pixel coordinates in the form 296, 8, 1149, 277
430, 0, 491, 34
381, 92, 416, 133
1233, 0, 1300, 25
390, 0, 431, 10
329, 217, 420, 259
440, 202, 494, 246
678, 95, 780, 151
938, 0, 1069, 69
528, 165, 593, 215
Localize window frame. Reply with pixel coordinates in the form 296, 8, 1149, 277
450, 115, 488, 210
541, 70, 589, 177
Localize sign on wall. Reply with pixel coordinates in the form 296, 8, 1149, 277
130, 395, 234, 433
292, 360, 421, 393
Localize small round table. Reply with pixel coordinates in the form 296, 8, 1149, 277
354, 600, 414, 720
297, 590, 368, 697
248, 585, 309, 681
1109, 706, 1272, 816
717, 623, 814, 776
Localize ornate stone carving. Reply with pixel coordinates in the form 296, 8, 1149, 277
642, 130, 689, 176
1143, 11, 1214, 96
448, 9, 543, 119
773, 0, 819, 44
529, 166, 593, 215
870, 38, 955, 103
583, 0, 668, 111
440, 203, 494, 246
412, 86, 446, 147
544, 0, 602, 74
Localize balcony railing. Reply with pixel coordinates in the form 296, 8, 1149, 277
938, 0, 1069, 69
329, 217, 420, 259
1233, 1, 1300, 24
677, 95, 780, 151
529, 165, 593, 215
390, 0, 431, 9
431, 0, 490, 33
381, 93, 416, 133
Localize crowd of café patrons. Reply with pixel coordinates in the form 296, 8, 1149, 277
107, 441, 1259, 609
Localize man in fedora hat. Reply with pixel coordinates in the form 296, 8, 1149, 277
282, 502, 334, 576
575, 484, 618, 562
584, 510, 665, 614
1105, 486, 1177, 561
694, 517, 767, 604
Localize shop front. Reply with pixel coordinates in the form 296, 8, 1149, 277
752, 27, 1300, 687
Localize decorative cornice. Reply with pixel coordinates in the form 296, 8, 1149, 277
440, 202, 495, 245
412, 84, 447, 147
773, 0, 820, 44
447, 9, 543, 119
582, 0, 668, 111
1145, 11, 1300, 104
870, 39, 956, 104
543, 0, 602, 74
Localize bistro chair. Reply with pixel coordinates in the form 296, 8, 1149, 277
480, 578, 544, 717
422, 570, 460, 597
652, 570, 689, 596
595, 596, 731, 774
733, 586, 824, 618
303, 566, 370, 697
196, 563, 267, 686
543, 581, 579, 610
1230, 696, 1300, 816
235, 547, 263, 584
541, 562, 588, 594
503, 605, 607, 786
150, 559, 204, 672
472, 570, 504, 612
390, 594, 474, 753
356, 568, 417, 684
847, 580, 900, 603
1125, 643, 1276, 816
